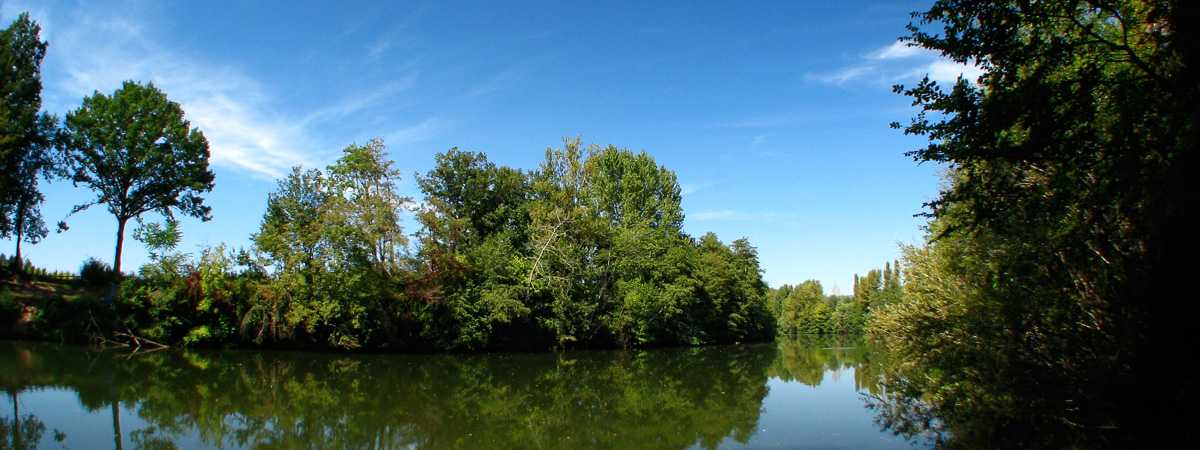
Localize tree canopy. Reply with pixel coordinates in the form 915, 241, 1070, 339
60, 81, 215, 275
870, 0, 1198, 446
0, 13, 57, 275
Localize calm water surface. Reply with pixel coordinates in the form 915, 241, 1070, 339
1, 339, 922, 449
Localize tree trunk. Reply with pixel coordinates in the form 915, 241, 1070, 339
113, 217, 127, 277
112, 400, 123, 450
12, 199, 26, 277
10, 389, 17, 449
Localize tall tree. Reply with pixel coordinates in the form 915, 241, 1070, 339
872, 0, 1199, 445
60, 81, 215, 275
414, 148, 531, 349
0, 13, 57, 275
325, 138, 410, 275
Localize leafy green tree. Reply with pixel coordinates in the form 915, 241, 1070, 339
251, 167, 335, 344
131, 219, 187, 281
583, 145, 683, 230
525, 138, 606, 347
254, 167, 328, 287
414, 148, 531, 349
322, 139, 412, 347
871, 0, 1198, 445
251, 139, 413, 348
60, 81, 215, 276
0, 13, 57, 276
325, 138, 410, 274
581, 145, 691, 345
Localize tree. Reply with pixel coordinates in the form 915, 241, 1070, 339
323, 139, 412, 346
325, 138, 410, 275
872, 0, 1199, 445
525, 138, 604, 347
252, 167, 329, 343
60, 81, 215, 276
0, 13, 58, 276
414, 148, 531, 349
250, 139, 414, 348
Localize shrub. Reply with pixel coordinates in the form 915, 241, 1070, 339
80, 258, 118, 287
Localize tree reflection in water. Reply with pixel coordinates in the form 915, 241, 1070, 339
2, 339, 1061, 449
2, 342, 776, 449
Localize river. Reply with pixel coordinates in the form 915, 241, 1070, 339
1, 338, 925, 449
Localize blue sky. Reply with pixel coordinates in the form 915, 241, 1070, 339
1, 0, 977, 293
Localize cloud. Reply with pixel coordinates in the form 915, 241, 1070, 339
466, 64, 531, 98
681, 182, 712, 196
910, 59, 985, 84
868, 40, 925, 60
38, 12, 314, 178
385, 117, 449, 147
809, 40, 983, 86
19, 5, 439, 180
366, 38, 393, 60
301, 74, 418, 126
751, 135, 767, 146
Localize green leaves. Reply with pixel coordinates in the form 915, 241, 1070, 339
59, 80, 214, 274
249, 140, 414, 349
60, 135, 772, 352
0, 13, 57, 273
869, 1, 1199, 445
63, 81, 214, 221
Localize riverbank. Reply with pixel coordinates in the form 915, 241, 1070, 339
0, 276, 776, 353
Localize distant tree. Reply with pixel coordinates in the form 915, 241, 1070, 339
60, 81, 215, 276
251, 139, 414, 348
325, 138, 410, 275
0, 13, 58, 276
414, 148, 530, 349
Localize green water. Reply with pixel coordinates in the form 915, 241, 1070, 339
0, 339, 922, 449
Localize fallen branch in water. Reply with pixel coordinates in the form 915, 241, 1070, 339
114, 329, 169, 354
89, 325, 170, 354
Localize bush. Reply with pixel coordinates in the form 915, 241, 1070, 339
80, 258, 118, 287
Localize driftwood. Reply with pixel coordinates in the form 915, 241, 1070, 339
113, 329, 169, 354
93, 329, 169, 353
87, 311, 170, 355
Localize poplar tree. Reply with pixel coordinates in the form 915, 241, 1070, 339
0, 13, 57, 275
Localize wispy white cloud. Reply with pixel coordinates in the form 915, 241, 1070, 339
40, 12, 312, 178
809, 40, 983, 86
681, 182, 712, 196
22, 5, 437, 179
301, 74, 418, 126
868, 40, 924, 60
466, 64, 531, 98
806, 64, 878, 85
385, 117, 449, 147
366, 38, 393, 60
909, 59, 985, 85
751, 135, 767, 146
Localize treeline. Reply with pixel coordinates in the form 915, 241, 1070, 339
1, 13, 773, 351
110, 139, 773, 351
0, 254, 75, 280
864, 0, 1198, 447
768, 262, 902, 335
